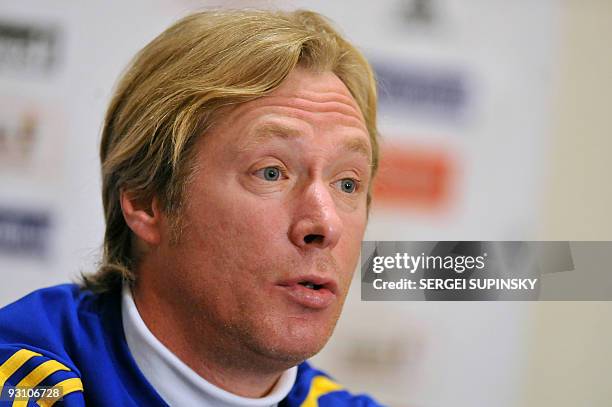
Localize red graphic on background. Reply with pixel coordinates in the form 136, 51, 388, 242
373, 143, 456, 210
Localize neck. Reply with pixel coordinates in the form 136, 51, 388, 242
132, 280, 284, 398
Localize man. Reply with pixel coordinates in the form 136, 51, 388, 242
0, 9, 382, 406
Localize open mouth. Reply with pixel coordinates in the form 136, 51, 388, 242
277, 277, 337, 309
299, 281, 324, 291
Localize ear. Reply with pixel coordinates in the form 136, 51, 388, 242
120, 190, 162, 246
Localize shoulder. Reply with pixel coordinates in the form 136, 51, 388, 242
283, 361, 385, 407
0, 284, 99, 346
0, 284, 104, 405
0, 345, 84, 405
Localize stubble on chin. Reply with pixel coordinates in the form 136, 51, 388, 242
228, 256, 350, 369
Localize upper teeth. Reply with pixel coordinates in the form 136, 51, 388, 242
304, 283, 316, 289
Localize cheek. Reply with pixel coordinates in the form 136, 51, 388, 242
182, 187, 290, 274
168, 199, 286, 320
336, 212, 367, 279
343, 208, 367, 249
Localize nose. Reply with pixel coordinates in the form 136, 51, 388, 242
289, 181, 342, 251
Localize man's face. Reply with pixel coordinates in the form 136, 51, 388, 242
157, 68, 371, 367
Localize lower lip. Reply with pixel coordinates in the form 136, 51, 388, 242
278, 284, 336, 309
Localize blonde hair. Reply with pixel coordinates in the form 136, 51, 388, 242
81, 9, 379, 293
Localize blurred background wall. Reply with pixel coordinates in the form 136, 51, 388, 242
523, 1, 612, 406
0, 1, 610, 406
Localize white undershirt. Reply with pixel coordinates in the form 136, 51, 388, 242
121, 285, 297, 407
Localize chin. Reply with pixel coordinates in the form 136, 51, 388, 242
254, 338, 326, 368
234, 313, 333, 371
258, 317, 337, 365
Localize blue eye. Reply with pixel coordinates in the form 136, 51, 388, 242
261, 166, 281, 181
339, 178, 357, 193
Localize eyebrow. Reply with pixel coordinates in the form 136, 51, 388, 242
343, 137, 372, 163
251, 122, 302, 141
241, 122, 372, 163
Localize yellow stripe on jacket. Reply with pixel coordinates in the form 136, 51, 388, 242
300, 375, 344, 407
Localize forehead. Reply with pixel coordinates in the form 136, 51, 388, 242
217, 68, 368, 136
264, 68, 362, 113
